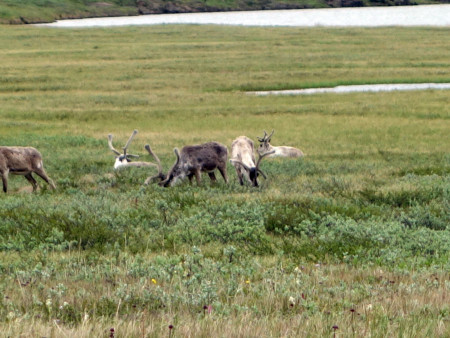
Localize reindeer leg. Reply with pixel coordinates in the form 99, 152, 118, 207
218, 165, 228, 184
187, 173, 194, 185
235, 167, 244, 185
1, 170, 8, 193
34, 168, 56, 190
208, 172, 217, 183
194, 169, 202, 186
25, 173, 38, 191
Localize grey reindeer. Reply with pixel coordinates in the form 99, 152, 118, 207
159, 142, 228, 187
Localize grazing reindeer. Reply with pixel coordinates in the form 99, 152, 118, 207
0, 146, 56, 193
159, 142, 228, 187
257, 130, 304, 158
229, 136, 274, 187
108, 130, 159, 169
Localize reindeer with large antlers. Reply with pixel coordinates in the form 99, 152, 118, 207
230, 136, 275, 187
257, 130, 304, 158
108, 130, 158, 169
108, 130, 167, 184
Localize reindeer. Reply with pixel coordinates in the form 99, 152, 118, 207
159, 142, 228, 187
0, 146, 56, 193
108, 130, 161, 170
257, 130, 304, 158
229, 136, 274, 187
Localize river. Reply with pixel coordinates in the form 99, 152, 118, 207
37, 5, 450, 28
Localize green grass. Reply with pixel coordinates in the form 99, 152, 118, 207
0, 24, 449, 336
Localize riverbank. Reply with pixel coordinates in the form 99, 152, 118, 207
1, 0, 447, 24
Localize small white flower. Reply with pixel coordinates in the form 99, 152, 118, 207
365, 304, 373, 311
7, 311, 15, 320
46, 299, 52, 307
289, 296, 296, 305
60, 301, 69, 310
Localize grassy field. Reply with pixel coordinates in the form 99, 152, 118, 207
0, 24, 449, 336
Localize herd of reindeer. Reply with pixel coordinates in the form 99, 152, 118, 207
0, 130, 304, 193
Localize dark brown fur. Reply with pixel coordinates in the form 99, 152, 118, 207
160, 142, 228, 187
0, 146, 56, 193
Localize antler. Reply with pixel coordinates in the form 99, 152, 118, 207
143, 144, 166, 185
108, 130, 140, 159
257, 130, 268, 143
123, 129, 139, 158
229, 159, 251, 171
107, 134, 122, 156
257, 129, 275, 143
255, 149, 276, 179
266, 129, 274, 143
159, 148, 181, 187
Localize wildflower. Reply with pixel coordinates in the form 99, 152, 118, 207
245, 280, 250, 284
151, 278, 157, 285
45, 298, 52, 307
332, 325, 339, 337
7, 311, 15, 320
289, 296, 295, 306
365, 304, 373, 311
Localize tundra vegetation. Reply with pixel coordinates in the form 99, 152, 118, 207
0, 25, 449, 336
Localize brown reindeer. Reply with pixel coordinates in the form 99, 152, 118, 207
0, 146, 56, 193
257, 130, 304, 158
229, 136, 274, 187
159, 142, 228, 187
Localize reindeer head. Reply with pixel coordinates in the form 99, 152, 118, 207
257, 129, 275, 156
159, 148, 185, 187
230, 149, 275, 187
107, 130, 140, 169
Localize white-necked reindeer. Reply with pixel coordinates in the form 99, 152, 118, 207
158, 142, 229, 187
229, 136, 274, 187
108, 130, 161, 170
0, 146, 56, 193
257, 130, 304, 158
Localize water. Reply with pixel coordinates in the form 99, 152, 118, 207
37, 5, 450, 28
248, 83, 450, 96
